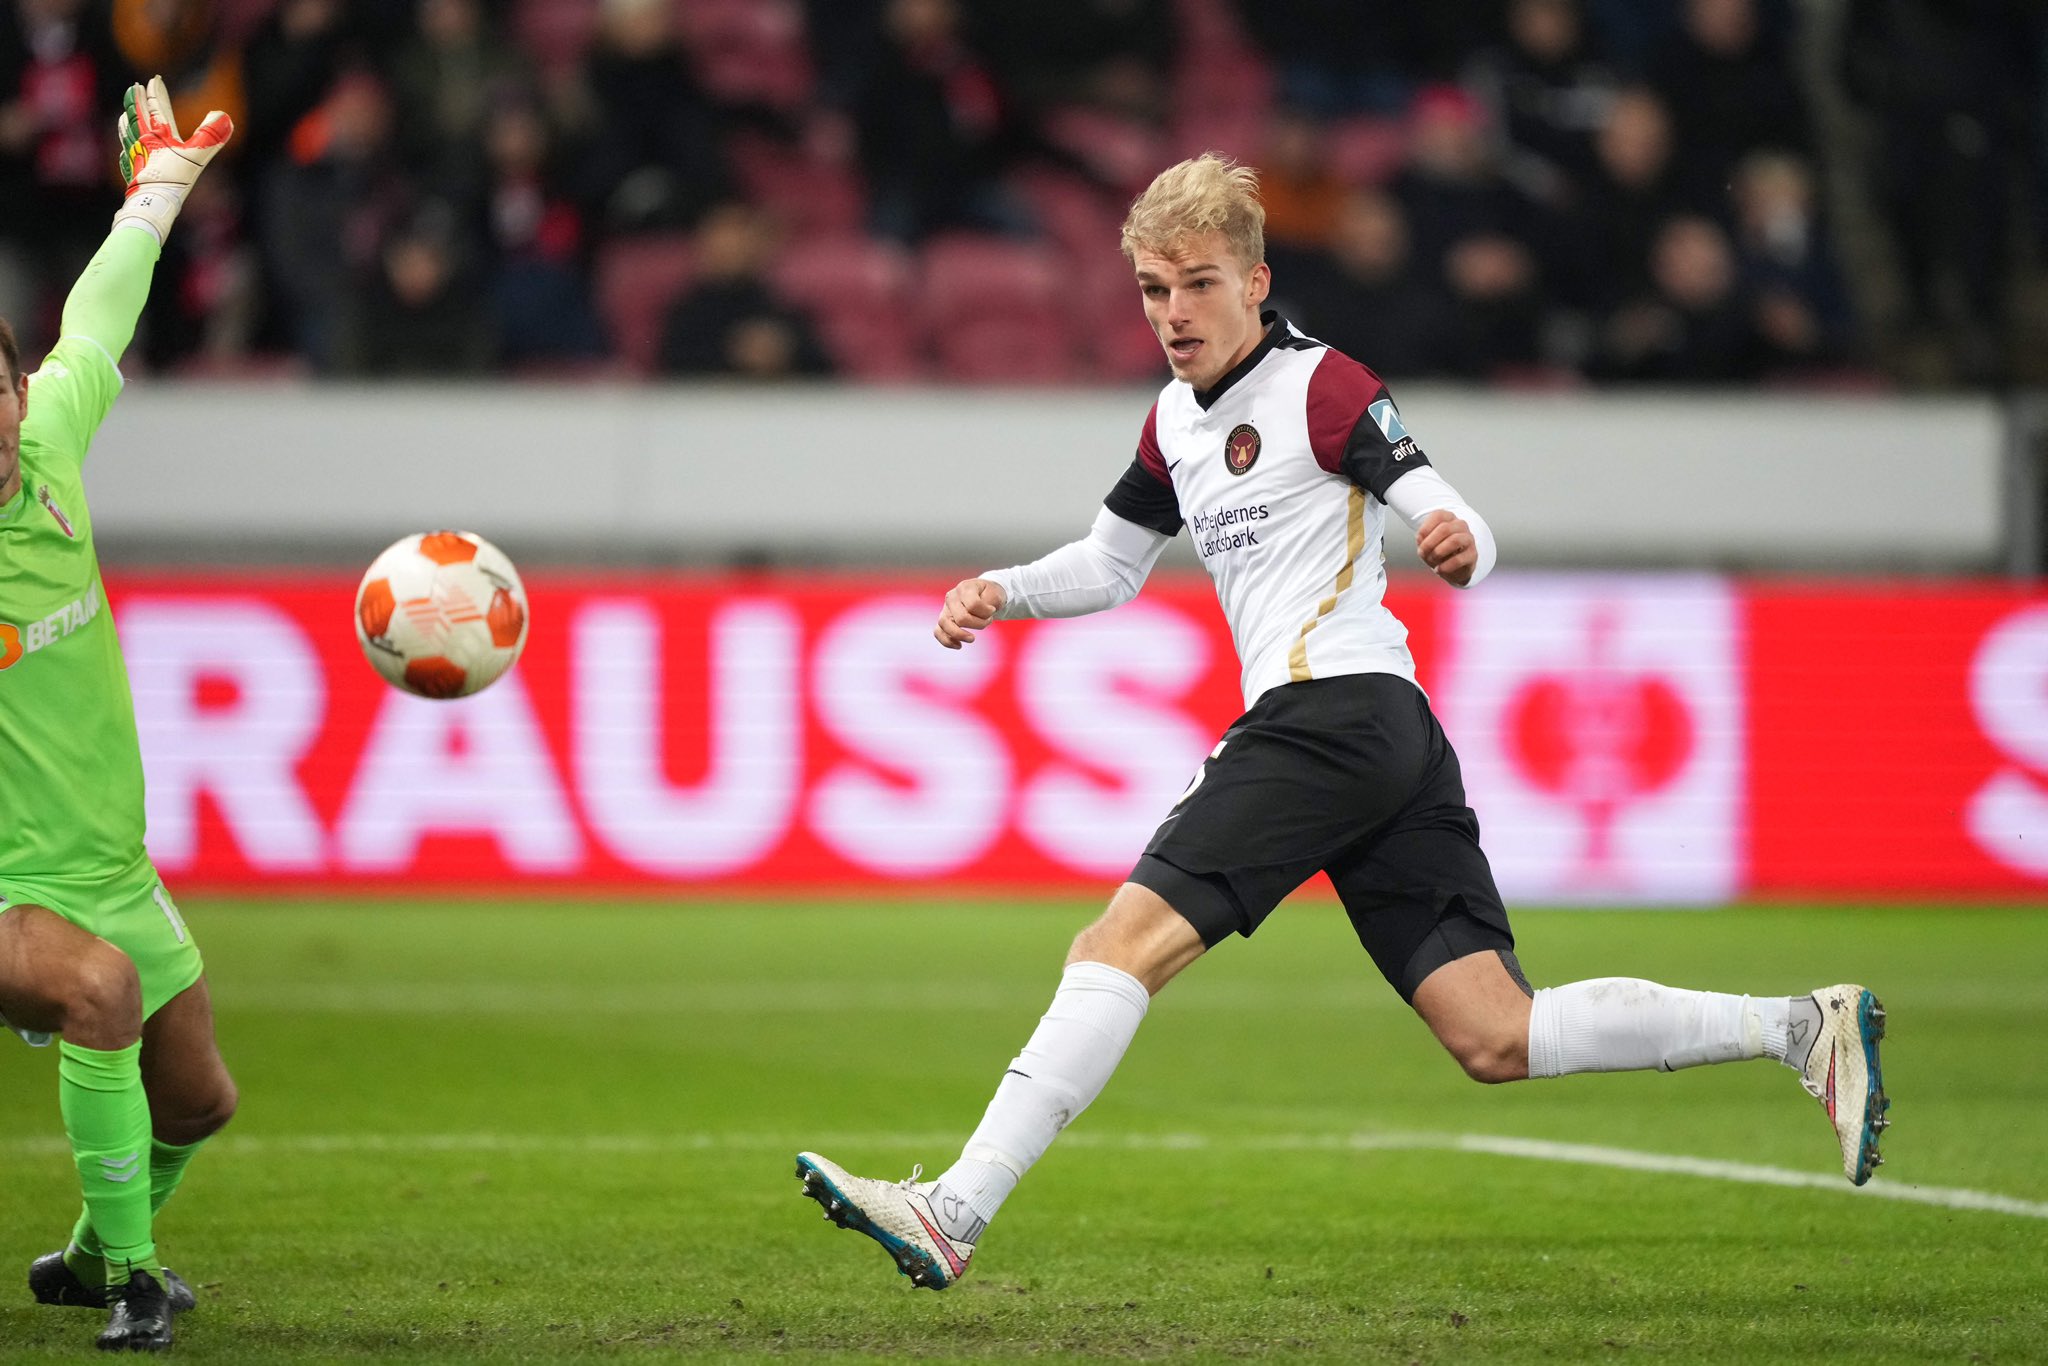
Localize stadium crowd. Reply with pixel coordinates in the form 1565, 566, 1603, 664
3, 0, 2043, 387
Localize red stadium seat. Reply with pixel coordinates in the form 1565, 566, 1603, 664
594, 233, 696, 376
918, 236, 1081, 383
513, 0, 600, 77
1040, 106, 1166, 196
679, 0, 814, 109
816, 309, 925, 381
1171, 0, 1273, 115
772, 233, 914, 314
919, 234, 1066, 330
770, 234, 923, 378
937, 314, 1080, 384
1013, 170, 1126, 267
728, 131, 867, 238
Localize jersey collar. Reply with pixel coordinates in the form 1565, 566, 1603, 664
1192, 310, 1298, 411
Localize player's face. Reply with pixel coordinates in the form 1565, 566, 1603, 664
0, 366, 24, 506
1134, 233, 1271, 392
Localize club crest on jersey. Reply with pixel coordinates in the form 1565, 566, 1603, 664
36, 484, 74, 538
1223, 423, 1262, 476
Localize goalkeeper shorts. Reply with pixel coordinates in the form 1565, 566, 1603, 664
0, 851, 205, 1027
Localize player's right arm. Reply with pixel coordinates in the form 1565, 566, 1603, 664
30, 77, 232, 457
935, 405, 1181, 649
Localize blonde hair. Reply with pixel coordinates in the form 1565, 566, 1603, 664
1120, 153, 1265, 270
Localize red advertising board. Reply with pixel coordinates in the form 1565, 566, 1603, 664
101, 571, 2048, 902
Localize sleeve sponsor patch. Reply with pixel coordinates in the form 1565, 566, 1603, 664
1368, 397, 1409, 444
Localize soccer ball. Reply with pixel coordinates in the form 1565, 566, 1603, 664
354, 531, 530, 699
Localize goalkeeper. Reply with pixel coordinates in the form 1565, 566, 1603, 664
0, 77, 236, 1354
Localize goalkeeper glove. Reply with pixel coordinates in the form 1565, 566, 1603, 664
113, 75, 233, 244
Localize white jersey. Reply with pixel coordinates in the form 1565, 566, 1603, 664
1103, 314, 1437, 706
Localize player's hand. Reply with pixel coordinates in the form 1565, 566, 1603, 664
1415, 509, 1477, 587
112, 75, 233, 242
935, 578, 1005, 649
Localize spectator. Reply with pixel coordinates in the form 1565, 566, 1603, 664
1258, 108, 1346, 252
389, 0, 533, 213
575, 0, 734, 232
138, 166, 259, 370
1582, 0, 1682, 74
1465, 0, 1618, 205
1237, 3, 1427, 116
1842, 0, 2041, 382
854, 0, 1036, 243
240, 0, 349, 167
1555, 86, 1702, 313
657, 203, 832, 379
0, 0, 127, 352
1648, 0, 1812, 204
1442, 231, 1551, 378
258, 68, 413, 367
1593, 213, 1761, 381
1391, 84, 1562, 289
1268, 188, 1460, 378
482, 93, 605, 367
1730, 151, 1854, 375
335, 198, 497, 376
109, 0, 246, 139
964, 0, 1176, 121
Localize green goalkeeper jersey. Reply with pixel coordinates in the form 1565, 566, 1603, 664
0, 228, 160, 879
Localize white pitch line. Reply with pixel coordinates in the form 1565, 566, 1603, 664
3, 1128, 2043, 1221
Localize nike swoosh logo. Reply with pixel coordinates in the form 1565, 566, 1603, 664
912, 1207, 967, 1278
1824, 1050, 1838, 1122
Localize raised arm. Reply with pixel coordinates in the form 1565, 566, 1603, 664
81, 78, 233, 360
32, 78, 233, 451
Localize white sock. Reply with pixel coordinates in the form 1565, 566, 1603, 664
1527, 977, 1769, 1077
935, 961, 1151, 1230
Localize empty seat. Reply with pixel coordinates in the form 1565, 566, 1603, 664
593, 233, 696, 375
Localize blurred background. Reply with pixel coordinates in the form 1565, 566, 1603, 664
4, 0, 2046, 907
6, 0, 2048, 389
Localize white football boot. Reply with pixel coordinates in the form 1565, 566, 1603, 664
1797, 984, 1890, 1185
796, 1152, 975, 1289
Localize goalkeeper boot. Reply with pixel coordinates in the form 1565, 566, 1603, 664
796, 1152, 976, 1290
96, 1268, 174, 1353
1797, 984, 1889, 1185
30, 1249, 195, 1312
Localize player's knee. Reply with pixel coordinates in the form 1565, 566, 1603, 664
61, 945, 143, 1043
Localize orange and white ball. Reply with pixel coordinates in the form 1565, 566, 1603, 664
354, 531, 529, 699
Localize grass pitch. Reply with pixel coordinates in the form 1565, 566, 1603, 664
3, 898, 2045, 1361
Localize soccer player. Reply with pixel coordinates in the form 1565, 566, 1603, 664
0, 77, 236, 1352
795, 155, 1890, 1290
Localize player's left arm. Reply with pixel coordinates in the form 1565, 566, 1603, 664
1304, 352, 1497, 589
34, 77, 232, 452
1384, 466, 1497, 589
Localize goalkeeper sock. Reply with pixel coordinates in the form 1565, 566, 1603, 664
1527, 978, 1770, 1077
57, 1041, 156, 1286
69, 1137, 208, 1281
147, 1135, 207, 1215
936, 962, 1150, 1230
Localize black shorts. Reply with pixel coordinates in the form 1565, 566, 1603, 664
1129, 672, 1513, 1002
